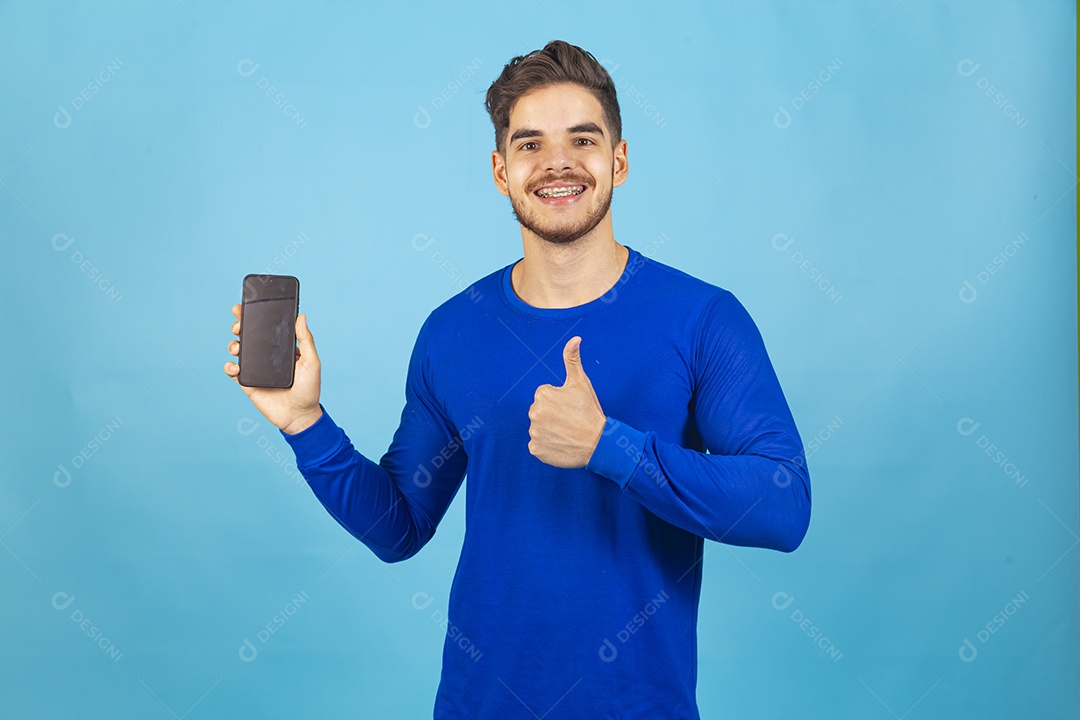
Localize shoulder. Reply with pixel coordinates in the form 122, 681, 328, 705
635, 250, 749, 323
414, 262, 507, 346
633, 253, 769, 371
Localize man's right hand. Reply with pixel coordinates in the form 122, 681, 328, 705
224, 303, 324, 434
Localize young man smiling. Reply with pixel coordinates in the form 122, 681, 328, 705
226, 40, 811, 719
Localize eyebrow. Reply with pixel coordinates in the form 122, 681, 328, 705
509, 122, 605, 144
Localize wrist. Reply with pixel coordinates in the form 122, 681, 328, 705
585, 413, 605, 464
283, 406, 323, 435
586, 416, 648, 489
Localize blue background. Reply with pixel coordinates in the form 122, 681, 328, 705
3, 1, 1076, 717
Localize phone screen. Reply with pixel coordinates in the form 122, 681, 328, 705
238, 274, 299, 388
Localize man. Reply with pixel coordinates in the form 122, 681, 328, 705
225, 39, 811, 720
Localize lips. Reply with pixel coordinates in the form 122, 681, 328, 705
535, 183, 587, 197
533, 181, 588, 202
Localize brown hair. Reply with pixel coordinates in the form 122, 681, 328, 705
485, 40, 621, 156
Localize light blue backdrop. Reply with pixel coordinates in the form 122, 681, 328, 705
3, 1, 1076, 717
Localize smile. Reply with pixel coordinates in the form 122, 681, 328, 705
534, 184, 586, 198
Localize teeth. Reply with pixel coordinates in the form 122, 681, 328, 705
536, 185, 585, 198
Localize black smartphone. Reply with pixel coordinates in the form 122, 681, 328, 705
238, 274, 300, 388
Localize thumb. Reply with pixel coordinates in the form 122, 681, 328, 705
562, 335, 587, 384
296, 314, 319, 361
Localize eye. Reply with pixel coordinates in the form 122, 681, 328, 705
520, 141, 538, 151
575, 138, 595, 146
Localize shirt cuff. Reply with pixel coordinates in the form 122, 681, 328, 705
586, 416, 648, 489
278, 404, 343, 468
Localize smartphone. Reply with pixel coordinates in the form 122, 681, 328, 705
238, 274, 300, 388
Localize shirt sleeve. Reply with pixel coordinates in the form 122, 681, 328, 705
585, 290, 811, 552
279, 315, 468, 563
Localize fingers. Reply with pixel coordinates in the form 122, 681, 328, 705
226, 308, 314, 387
223, 360, 254, 398
562, 335, 585, 383
296, 314, 319, 363
227, 305, 242, 375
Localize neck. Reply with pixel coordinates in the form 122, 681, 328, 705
511, 223, 628, 308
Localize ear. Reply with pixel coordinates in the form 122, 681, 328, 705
491, 150, 509, 197
611, 139, 629, 190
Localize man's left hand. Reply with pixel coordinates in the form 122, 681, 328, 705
527, 336, 606, 468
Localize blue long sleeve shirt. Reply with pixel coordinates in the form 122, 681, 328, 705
280, 244, 811, 719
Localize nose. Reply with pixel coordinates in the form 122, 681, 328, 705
541, 138, 576, 173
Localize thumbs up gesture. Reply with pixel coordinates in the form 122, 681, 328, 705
527, 336, 606, 468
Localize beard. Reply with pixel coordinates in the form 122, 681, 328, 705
508, 172, 613, 245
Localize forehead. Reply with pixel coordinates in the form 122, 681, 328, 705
508, 83, 606, 132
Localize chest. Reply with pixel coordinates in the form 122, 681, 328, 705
434, 316, 699, 458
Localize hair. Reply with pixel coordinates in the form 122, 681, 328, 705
485, 40, 621, 156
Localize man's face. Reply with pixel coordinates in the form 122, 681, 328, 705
492, 82, 628, 246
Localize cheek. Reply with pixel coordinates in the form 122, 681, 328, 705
587, 160, 610, 183
511, 169, 533, 193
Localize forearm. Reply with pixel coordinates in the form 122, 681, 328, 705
281, 406, 434, 563
587, 417, 811, 552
